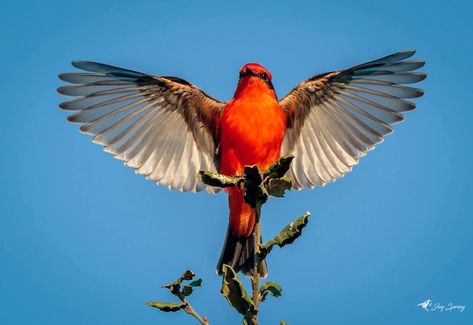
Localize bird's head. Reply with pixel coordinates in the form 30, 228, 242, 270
235, 63, 275, 98
239, 63, 272, 82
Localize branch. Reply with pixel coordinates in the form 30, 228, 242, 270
181, 297, 209, 325
199, 155, 308, 325
250, 202, 263, 325
147, 269, 209, 325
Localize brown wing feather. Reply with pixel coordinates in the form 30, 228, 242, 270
58, 61, 224, 192
279, 50, 426, 189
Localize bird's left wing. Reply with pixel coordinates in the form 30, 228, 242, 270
58, 61, 224, 192
279, 50, 426, 189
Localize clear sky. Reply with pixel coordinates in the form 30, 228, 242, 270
1, 0, 472, 324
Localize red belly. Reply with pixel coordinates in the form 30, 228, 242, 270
218, 96, 286, 236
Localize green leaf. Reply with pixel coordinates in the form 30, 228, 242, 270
162, 282, 180, 295
146, 301, 187, 312
198, 170, 241, 188
163, 269, 196, 295
260, 212, 311, 258
243, 165, 267, 207
181, 276, 201, 296
267, 178, 292, 197
220, 264, 255, 316
280, 321, 288, 325
263, 155, 294, 179
188, 278, 202, 287
182, 285, 193, 297
259, 281, 283, 301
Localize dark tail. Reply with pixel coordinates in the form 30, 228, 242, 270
217, 225, 268, 277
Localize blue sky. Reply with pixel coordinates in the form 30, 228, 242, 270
1, 0, 472, 324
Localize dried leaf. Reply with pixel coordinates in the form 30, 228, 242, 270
146, 301, 187, 312
220, 264, 255, 316
260, 212, 311, 258
181, 270, 195, 281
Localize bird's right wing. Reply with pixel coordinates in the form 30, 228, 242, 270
58, 61, 225, 192
279, 50, 426, 189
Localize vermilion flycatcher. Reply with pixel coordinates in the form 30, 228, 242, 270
58, 50, 425, 276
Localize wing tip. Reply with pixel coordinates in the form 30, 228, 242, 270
411, 72, 427, 83
58, 73, 71, 82
71, 60, 89, 70
416, 88, 425, 98
58, 100, 77, 111
402, 49, 416, 56
56, 86, 67, 95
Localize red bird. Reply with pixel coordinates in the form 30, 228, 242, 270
58, 50, 425, 276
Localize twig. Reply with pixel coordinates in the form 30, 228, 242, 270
149, 270, 209, 325
178, 295, 209, 325
250, 202, 263, 325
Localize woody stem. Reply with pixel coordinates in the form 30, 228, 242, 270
176, 292, 209, 325
250, 202, 262, 325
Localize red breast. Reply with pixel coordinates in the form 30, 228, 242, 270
218, 63, 286, 236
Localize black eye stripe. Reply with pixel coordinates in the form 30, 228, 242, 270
239, 69, 271, 84
240, 69, 255, 78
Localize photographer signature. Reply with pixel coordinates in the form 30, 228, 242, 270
417, 299, 465, 312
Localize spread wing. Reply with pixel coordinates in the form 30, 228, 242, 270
279, 50, 426, 189
58, 61, 224, 192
